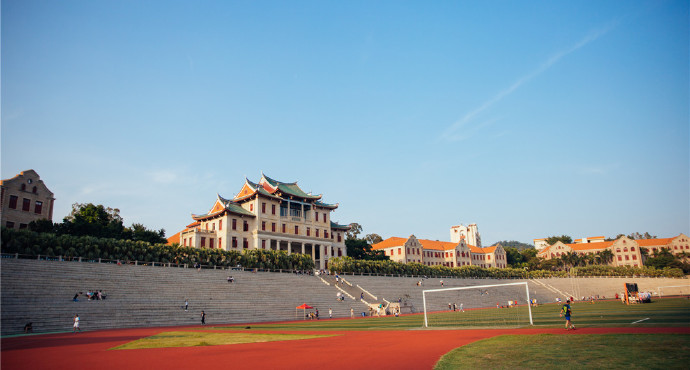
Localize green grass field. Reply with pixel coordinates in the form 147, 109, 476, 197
434, 334, 690, 369
210, 298, 690, 331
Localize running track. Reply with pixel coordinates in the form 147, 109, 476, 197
3, 326, 689, 370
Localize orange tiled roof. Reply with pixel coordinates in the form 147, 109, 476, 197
568, 241, 614, 251
635, 238, 674, 247
167, 231, 181, 245
417, 239, 458, 251
371, 237, 408, 250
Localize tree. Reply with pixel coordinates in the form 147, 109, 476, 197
504, 247, 525, 267
59, 203, 125, 239
345, 238, 387, 261
28, 219, 57, 234
125, 223, 166, 244
364, 233, 383, 245
345, 223, 362, 240
544, 235, 572, 245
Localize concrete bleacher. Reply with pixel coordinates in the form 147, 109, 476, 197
2, 258, 685, 335
0, 258, 366, 335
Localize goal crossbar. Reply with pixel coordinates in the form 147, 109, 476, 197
423, 281, 533, 327
657, 284, 690, 298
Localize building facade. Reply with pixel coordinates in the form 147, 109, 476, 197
0, 170, 55, 229
536, 234, 690, 267
168, 174, 349, 269
450, 223, 481, 247
372, 231, 507, 269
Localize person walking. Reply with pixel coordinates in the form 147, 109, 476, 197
201, 310, 206, 325
350, 308, 354, 318
185, 299, 189, 312
73, 314, 81, 333
560, 299, 575, 330
329, 307, 333, 319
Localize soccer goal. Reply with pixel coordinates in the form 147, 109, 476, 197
657, 284, 690, 298
422, 282, 533, 328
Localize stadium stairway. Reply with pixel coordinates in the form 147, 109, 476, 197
0, 258, 363, 335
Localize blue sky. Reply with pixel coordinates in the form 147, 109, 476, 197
2, 0, 688, 245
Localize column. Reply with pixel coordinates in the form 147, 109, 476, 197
287, 240, 292, 255
301, 243, 305, 255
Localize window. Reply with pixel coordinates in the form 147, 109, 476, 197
282, 224, 286, 233
323, 213, 327, 222
211, 223, 215, 231
272, 222, 276, 232
617, 256, 622, 261
631, 247, 635, 251
232, 219, 237, 230
219, 220, 222, 230
22, 198, 30, 211
232, 237, 238, 248
632, 255, 637, 260
243, 238, 248, 249
625, 255, 629, 261
262, 221, 266, 231
218, 238, 222, 249
34, 201, 43, 214
201, 237, 206, 247
316, 229, 320, 237
398, 248, 402, 255
307, 227, 311, 236
243, 220, 248, 232
262, 240, 266, 249
250, 204, 254, 212
6, 221, 14, 228
272, 204, 276, 215
21, 184, 26, 191
325, 231, 329, 239
19, 223, 27, 229
337, 233, 341, 242
338, 249, 342, 257
295, 225, 299, 235
407, 248, 410, 254
209, 239, 214, 249
315, 212, 319, 221
9, 195, 18, 209
262, 202, 266, 213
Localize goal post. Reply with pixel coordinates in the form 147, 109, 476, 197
423, 281, 533, 328
657, 284, 690, 298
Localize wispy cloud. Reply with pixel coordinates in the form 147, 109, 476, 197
441, 22, 618, 142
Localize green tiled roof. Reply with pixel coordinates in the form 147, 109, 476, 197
315, 200, 338, 209
330, 221, 350, 230
261, 173, 321, 200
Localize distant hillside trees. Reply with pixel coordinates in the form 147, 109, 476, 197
491, 240, 534, 250
545, 235, 573, 245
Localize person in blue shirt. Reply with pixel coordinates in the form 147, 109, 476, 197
560, 300, 575, 330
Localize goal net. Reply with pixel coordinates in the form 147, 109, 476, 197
657, 284, 690, 298
423, 282, 533, 328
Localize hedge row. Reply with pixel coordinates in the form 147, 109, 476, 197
0, 228, 314, 270
327, 256, 685, 279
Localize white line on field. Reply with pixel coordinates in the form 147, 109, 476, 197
631, 318, 650, 324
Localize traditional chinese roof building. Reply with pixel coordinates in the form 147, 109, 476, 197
168, 173, 349, 269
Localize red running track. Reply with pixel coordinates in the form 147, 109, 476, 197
3, 326, 689, 370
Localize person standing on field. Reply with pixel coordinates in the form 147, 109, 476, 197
560, 299, 575, 330
201, 311, 206, 325
73, 314, 81, 333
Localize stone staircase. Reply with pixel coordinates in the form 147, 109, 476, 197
1, 259, 356, 335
